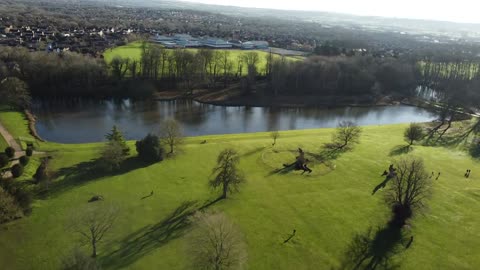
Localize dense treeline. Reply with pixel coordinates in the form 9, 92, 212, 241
267, 55, 416, 97
0, 47, 108, 96
417, 59, 480, 109
2, 42, 480, 110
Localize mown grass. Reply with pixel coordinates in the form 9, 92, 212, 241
103, 41, 302, 75
0, 133, 7, 151
0, 111, 479, 270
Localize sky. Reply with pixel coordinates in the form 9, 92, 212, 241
181, 0, 480, 24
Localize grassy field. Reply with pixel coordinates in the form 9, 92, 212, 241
103, 41, 303, 75
417, 61, 480, 80
0, 111, 480, 270
0, 132, 7, 151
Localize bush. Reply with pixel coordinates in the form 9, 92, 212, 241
26, 147, 33, 157
0, 180, 32, 213
0, 154, 8, 168
11, 164, 24, 178
0, 186, 22, 224
136, 134, 164, 163
5, 147, 15, 158
19, 156, 30, 166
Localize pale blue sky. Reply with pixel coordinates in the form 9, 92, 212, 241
181, 0, 480, 24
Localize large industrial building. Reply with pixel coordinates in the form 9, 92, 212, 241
151, 34, 269, 50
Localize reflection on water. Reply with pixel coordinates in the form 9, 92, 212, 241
32, 99, 438, 143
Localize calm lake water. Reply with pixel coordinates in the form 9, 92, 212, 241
32, 99, 437, 143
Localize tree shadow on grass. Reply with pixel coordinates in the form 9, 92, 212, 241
372, 176, 392, 195
267, 163, 297, 176
309, 146, 345, 162
38, 157, 153, 199
338, 221, 406, 270
422, 127, 471, 148
242, 147, 265, 157
266, 147, 341, 177
388, 145, 412, 157
100, 198, 222, 269
468, 142, 480, 159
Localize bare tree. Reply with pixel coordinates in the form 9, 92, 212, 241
70, 203, 118, 258
219, 50, 233, 88
242, 52, 259, 69
404, 123, 424, 146
209, 149, 245, 199
160, 119, 184, 154
188, 211, 247, 270
109, 56, 129, 80
270, 131, 280, 146
386, 157, 432, 224
328, 121, 362, 150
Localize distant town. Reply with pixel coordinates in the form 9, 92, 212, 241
0, 24, 273, 56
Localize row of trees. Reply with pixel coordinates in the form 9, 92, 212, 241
111, 43, 262, 91
0, 47, 107, 97
2, 42, 480, 108
267, 55, 418, 97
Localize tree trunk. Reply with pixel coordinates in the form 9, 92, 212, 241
170, 144, 174, 154
92, 239, 97, 258
222, 182, 228, 199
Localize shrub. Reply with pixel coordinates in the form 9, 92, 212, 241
136, 134, 164, 163
26, 147, 33, 157
19, 156, 30, 166
0, 180, 32, 213
5, 147, 15, 158
11, 164, 24, 178
0, 154, 8, 168
0, 186, 22, 224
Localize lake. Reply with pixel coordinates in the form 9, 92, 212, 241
32, 99, 438, 143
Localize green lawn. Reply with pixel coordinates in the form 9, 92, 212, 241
0, 133, 7, 151
103, 41, 302, 75
0, 111, 480, 270
0, 111, 32, 139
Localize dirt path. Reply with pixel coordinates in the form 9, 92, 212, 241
0, 121, 22, 179
0, 121, 22, 152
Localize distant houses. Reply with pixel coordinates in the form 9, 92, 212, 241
151, 34, 269, 50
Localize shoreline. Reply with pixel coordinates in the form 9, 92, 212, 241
24, 109, 45, 142
153, 90, 436, 111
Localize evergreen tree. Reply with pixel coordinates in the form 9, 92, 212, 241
105, 125, 130, 155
